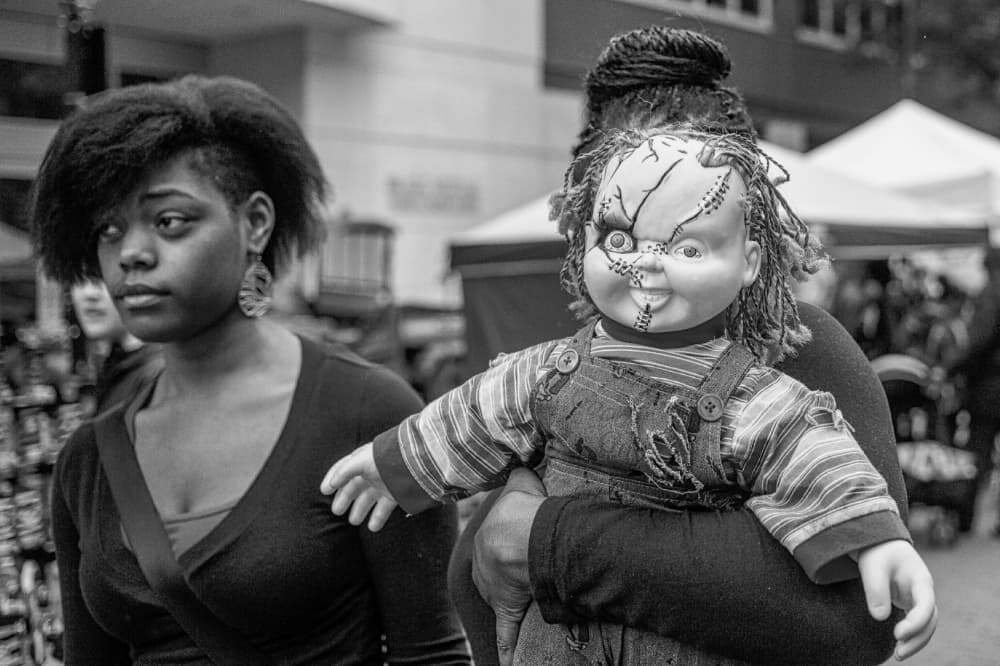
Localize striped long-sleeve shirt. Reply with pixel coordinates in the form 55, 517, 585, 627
373, 324, 908, 582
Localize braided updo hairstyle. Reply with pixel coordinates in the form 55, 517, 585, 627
575, 26, 754, 158
551, 26, 826, 361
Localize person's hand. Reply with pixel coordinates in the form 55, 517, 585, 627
320, 443, 398, 532
471, 467, 546, 666
856, 539, 937, 661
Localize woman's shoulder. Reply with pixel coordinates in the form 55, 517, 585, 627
303, 336, 416, 392
299, 335, 423, 422
53, 416, 102, 492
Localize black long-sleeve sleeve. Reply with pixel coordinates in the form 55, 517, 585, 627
448, 303, 903, 665
361, 505, 470, 664
529, 498, 895, 664
51, 458, 131, 666
356, 368, 470, 665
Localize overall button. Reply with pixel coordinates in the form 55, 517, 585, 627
697, 393, 724, 421
556, 349, 580, 374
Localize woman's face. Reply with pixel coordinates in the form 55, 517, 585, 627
70, 278, 128, 343
94, 151, 271, 343
583, 134, 760, 333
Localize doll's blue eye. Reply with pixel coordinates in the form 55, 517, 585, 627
603, 230, 635, 253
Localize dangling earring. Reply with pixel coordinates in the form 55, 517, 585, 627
238, 254, 273, 318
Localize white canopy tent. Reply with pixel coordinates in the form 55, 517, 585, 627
452, 139, 989, 263
808, 99, 1000, 219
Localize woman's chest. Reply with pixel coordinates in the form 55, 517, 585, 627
134, 392, 294, 515
79, 477, 375, 639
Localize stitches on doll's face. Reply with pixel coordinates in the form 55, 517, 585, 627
582, 134, 759, 334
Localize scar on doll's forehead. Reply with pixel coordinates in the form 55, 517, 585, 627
596, 138, 736, 242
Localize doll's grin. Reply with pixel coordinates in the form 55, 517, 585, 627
631, 288, 673, 308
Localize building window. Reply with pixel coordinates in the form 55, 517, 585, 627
613, 0, 774, 32
119, 71, 174, 88
796, 0, 905, 55
0, 59, 67, 120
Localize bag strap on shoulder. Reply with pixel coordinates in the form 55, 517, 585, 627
93, 411, 272, 666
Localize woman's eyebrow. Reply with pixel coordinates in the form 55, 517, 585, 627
139, 188, 198, 203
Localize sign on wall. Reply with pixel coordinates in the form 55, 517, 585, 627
387, 176, 480, 215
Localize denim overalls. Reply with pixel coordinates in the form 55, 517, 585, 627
512, 320, 755, 666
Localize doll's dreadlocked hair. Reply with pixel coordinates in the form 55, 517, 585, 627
552, 127, 827, 362
30, 75, 328, 284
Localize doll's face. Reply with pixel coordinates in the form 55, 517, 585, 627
583, 135, 761, 333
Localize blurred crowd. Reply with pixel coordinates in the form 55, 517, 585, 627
829, 254, 1000, 542
830, 256, 972, 370
0, 280, 139, 664
0, 325, 77, 665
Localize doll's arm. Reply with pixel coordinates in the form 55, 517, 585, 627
323, 341, 560, 528
738, 382, 909, 583
856, 539, 937, 661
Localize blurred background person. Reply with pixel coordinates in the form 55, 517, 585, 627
68, 277, 160, 414
949, 247, 1000, 535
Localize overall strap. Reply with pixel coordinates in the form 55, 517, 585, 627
546, 319, 600, 379
93, 412, 273, 666
691, 343, 757, 483
568, 318, 600, 355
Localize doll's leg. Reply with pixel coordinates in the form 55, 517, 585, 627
513, 601, 603, 665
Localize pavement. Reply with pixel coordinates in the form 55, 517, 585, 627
887, 473, 1000, 666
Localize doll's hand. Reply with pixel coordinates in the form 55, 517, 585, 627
320, 443, 398, 532
856, 539, 937, 661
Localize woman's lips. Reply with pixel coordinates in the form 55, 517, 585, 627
116, 284, 168, 309
121, 293, 164, 308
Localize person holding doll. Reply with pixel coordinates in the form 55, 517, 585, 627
323, 123, 937, 664
443, 26, 927, 666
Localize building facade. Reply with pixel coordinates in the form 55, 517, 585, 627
0, 0, 908, 315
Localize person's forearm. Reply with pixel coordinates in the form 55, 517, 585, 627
529, 497, 896, 665
361, 504, 471, 664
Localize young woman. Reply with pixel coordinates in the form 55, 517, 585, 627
445, 27, 933, 666
32, 75, 469, 664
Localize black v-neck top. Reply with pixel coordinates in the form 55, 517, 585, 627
51, 337, 470, 665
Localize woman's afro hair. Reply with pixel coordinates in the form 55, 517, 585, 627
31, 75, 328, 284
